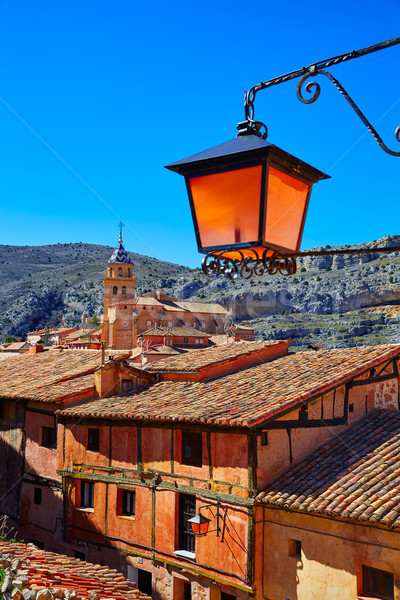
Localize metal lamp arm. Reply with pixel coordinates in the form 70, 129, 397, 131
243, 36, 400, 156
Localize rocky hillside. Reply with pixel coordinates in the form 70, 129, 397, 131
0, 236, 399, 348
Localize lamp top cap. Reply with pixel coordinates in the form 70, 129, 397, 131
165, 134, 330, 182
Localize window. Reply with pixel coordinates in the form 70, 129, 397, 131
41, 426, 56, 448
127, 268, 131, 277
113, 286, 118, 296
201, 323, 206, 329
181, 431, 202, 467
118, 267, 122, 277
80, 481, 94, 508
0, 400, 4, 420
137, 570, 152, 596
168, 322, 173, 327
87, 428, 99, 452
260, 432, 268, 447
184, 338, 188, 343
288, 538, 302, 558
178, 493, 196, 553
74, 550, 85, 560
185, 322, 190, 328
121, 490, 136, 516
121, 379, 133, 393
184, 582, 191, 600
34, 487, 42, 505
122, 286, 126, 295
363, 565, 394, 600
221, 593, 236, 600
147, 320, 152, 326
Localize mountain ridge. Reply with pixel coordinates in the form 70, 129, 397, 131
0, 236, 399, 348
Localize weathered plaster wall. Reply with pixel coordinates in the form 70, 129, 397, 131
256, 506, 400, 600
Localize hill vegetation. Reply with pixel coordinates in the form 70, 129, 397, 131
0, 236, 399, 348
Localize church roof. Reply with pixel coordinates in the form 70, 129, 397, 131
108, 231, 133, 264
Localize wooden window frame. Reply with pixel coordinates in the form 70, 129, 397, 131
80, 481, 94, 509
87, 428, 100, 452
362, 565, 394, 600
181, 431, 202, 467
41, 426, 56, 449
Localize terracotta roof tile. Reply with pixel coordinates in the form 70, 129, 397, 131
0, 349, 127, 403
257, 409, 400, 528
141, 326, 209, 338
145, 340, 278, 372
0, 541, 150, 598
60, 345, 400, 428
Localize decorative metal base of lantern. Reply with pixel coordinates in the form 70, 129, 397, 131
202, 250, 297, 280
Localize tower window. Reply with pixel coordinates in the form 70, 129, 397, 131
113, 286, 118, 295
127, 268, 131, 277
118, 267, 122, 277
122, 286, 126, 295
110, 268, 113, 277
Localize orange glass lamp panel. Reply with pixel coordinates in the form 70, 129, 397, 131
264, 167, 310, 252
189, 165, 262, 249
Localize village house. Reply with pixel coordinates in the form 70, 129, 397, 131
26, 327, 78, 346
55, 342, 400, 600
0, 348, 128, 548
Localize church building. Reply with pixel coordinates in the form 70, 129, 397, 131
100, 233, 235, 350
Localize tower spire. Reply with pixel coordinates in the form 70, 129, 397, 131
118, 220, 124, 245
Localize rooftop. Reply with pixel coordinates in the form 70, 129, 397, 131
0, 541, 149, 599
141, 325, 210, 338
0, 349, 127, 403
145, 340, 275, 372
257, 410, 400, 529
60, 345, 400, 429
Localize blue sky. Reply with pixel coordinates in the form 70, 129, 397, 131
0, 1, 399, 267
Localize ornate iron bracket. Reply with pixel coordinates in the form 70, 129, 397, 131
240, 36, 400, 156
202, 250, 297, 280
202, 244, 400, 279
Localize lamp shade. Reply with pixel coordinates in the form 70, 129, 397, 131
188, 512, 211, 536
166, 135, 329, 257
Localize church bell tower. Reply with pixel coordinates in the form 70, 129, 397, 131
101, 229, 136, 349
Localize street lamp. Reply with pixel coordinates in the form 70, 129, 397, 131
166, 134, 329, 278
166, 37, 400, 279
188, 498, 222, 537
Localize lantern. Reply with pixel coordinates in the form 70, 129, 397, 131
187, 512, 212, 536
165, 134, 329, 260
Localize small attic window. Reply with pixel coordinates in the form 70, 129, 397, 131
121, 379, 133, 393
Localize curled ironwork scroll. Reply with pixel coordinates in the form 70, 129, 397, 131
202, 250, 297, 280
242, 36, 400, 156
296, 68, 400, 156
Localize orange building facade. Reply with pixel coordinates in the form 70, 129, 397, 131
56, 342, 400, 600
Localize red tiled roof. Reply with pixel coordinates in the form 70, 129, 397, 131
0, 541, 150, 599
0, 349, 127, 403
145, 340, 278, 372
141, 326, 209, 338
257, 410, 400, 528
60, 345, 400, 428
